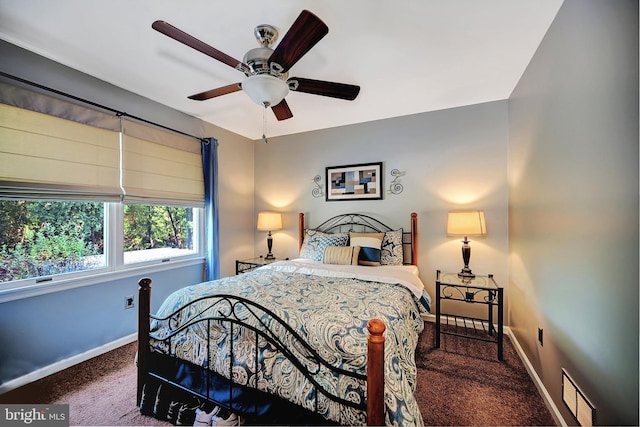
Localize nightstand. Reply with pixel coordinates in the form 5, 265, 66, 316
235, 256, 287, 274
435, 270, 504, 360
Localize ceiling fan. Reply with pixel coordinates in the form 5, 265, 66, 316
152, 10, 360, 122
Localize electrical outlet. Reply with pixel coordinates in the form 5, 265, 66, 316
538, 327, 543, 346
124, 295, 134, 309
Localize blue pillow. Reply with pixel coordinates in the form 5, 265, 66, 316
350, 232, 384, 266
299, 230, 348, 262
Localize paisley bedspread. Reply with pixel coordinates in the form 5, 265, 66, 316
149, 259, 430, 426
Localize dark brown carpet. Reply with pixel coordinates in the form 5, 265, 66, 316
0, 322, 556, 426
415, 323, 555, 426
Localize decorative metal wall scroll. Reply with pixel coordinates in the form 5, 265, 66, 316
387, 169, 404, 195
312, 175, 323, 198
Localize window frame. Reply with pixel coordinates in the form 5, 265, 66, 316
120, 203, 203, 268
0, 201, 205, 302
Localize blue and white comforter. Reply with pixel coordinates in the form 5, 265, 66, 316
150, 260, 430, 426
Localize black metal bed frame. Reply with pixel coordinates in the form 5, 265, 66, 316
138, 212, 418, 425
147, 292, 367, 415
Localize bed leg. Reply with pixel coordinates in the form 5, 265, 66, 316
137, 277, 152, 406
367, 319, 385, 426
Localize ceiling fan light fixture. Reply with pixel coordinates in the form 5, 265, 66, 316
242, 74, 289, 107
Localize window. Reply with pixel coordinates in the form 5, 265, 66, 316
0, 87, 205, 290
0, 200, 105, 282
0, 200, 202, 286
123, 204, 198, 264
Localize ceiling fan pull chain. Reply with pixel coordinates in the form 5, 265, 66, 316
262, 102, 269, 144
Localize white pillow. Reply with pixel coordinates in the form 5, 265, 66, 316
381, 229, 404, 265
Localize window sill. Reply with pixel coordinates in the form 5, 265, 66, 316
0, 256, 205, 303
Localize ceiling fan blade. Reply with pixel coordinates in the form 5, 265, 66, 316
289, 77, 360, 100
271, 99, 293, 121
188, 83, 242, 101
152, 20, 248, 71
268, 10, 328, 73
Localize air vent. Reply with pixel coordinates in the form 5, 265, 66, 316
562, 369, 595, 426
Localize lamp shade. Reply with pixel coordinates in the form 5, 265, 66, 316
447, 211, 487, 237
257, 212, 282, 231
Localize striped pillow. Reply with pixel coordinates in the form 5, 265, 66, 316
350, 232, 384, 266
323, 245, 360, 265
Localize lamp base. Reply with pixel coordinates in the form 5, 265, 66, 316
458, 239, 475, 278
458, 267, 475, 279
264, 234, 275, 260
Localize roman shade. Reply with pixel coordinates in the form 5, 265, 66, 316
0, 82, 204, 206
121, 121, 204, 207
0, 103, 122, 201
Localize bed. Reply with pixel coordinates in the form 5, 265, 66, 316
137, 212, 430, 426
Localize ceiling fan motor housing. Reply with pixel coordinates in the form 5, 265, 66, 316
244, 47, 284, 77
245, 24, 288, 80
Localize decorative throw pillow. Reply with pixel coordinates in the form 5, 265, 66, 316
381, 229, 404, 265
323, 245, 360, 265
299, 230, 349, 261
349, 232, 384, 266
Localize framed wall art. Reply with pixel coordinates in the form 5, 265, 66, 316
325, 162, 383, 201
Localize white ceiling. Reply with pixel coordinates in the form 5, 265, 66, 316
0, 0, 563, 140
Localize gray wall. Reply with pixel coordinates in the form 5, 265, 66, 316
254, 101, 510, 324
508, 1, 639, 425
0, 264, 202, 384
0, 40, 255, 385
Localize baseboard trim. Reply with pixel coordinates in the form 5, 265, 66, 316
506, 328, 567, 426
0, 333, 137, 395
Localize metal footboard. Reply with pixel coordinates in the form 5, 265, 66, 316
137, 277, 385, 425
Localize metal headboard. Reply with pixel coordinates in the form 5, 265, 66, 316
298, 212, 418, 265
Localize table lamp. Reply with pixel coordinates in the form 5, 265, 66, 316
447, 211, 486, 278
257, 212, 282, 260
